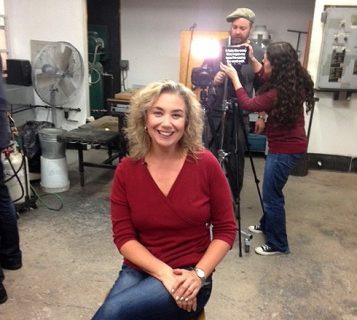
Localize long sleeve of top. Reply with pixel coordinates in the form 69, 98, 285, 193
235, 68, 308, 154
111, 149, 237, 270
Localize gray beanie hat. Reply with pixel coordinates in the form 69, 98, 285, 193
226, 8, 255, 23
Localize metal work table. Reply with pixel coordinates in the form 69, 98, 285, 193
59, 116, 126, 186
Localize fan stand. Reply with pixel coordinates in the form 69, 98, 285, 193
50, 88, 58, 127
39, 88, 70, 193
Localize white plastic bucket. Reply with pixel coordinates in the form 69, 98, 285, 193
40, 156, 70, 193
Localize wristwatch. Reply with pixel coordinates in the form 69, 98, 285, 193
194, 267, 206, 286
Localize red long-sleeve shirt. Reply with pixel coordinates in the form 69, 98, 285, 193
111, 149, 236, 270
236, 68, 308, 154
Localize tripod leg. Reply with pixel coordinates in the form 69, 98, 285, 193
234, 198, 243, 257
236, 107, 265, 217
218, 106, 244, 257
222, 157, 242, 257
232, 106, 243, 257
205, 110, 220, 152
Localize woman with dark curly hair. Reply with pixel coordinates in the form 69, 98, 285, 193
221, 41, 314, 255
92, 80, 236, 319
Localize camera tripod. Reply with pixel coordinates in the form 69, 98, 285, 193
202, 79, 265, 257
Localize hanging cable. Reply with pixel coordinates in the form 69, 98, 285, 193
4, 151, 25, 203
88, 62, 102, 85
30, 185, 64, 211
4, 151, 63, 211
89, 43, 104, 85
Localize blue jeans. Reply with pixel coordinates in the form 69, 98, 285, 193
92, 264, 212, 320
259, 153, 303, 253
0, 159, 22, 283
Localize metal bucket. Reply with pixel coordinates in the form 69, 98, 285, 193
39, 128, 66, 159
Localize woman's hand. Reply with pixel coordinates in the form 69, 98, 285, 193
175, 296, 197, 312
159, 268, 182, 295
255, 118, 266, 134
170, 268, 202, 312
153, 268, 200, 312
247, 44, 263, 73
240, 43, 256, 62
212, 71, 226, 86
118, 240, 200, 313
220, 62, 242, 90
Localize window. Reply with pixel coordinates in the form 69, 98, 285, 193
0, 0, 8, 71
0, 15, 8, 70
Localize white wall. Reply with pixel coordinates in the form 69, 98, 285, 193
4, 0, 89, 131
121, 0, 315, 88
307, 0, 357, 157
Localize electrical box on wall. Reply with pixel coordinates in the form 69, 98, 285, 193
317, 6, 357, 90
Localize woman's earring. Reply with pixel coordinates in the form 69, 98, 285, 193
144, 126, 148, 132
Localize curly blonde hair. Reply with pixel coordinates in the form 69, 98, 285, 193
125, 80, 204, 160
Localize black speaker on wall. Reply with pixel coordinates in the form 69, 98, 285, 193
6, 59, 32, 86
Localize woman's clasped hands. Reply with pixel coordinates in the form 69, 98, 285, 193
162, 268, 202, 312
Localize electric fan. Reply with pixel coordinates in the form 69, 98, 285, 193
32, 41, 84, 127
32, 41, 84, 193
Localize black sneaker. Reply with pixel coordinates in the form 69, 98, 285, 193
248, 225, 263, 234
255, 244, 287, 256
0, 283, 8, 304
1, 259, 22, 270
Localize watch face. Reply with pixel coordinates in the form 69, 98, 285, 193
195, 268, 205, 278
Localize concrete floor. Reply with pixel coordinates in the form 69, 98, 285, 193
0, 149, 356, 320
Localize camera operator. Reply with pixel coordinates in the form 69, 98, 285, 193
204, 7, 265, 206
0, 65, 22, 304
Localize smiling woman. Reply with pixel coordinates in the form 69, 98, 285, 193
125, 80, 204, 160
145, 92, 187, 153
91, 80, 237, 320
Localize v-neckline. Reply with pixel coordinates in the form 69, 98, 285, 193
144, 155, 187, 198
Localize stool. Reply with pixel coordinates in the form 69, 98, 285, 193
190, 309, 206, 320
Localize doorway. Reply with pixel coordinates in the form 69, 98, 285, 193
87, 0, 121, 117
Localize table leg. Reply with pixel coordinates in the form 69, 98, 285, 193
78, 147, 84, 186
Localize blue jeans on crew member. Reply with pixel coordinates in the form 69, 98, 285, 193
92, 264, 212, 320
259, 153, 303, 253
0, 159, 22, 283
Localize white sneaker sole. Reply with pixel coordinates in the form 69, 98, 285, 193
248, 226, 263, 234
255, 247, 285, 256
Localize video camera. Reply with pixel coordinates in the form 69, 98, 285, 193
191, 65, 214, 88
